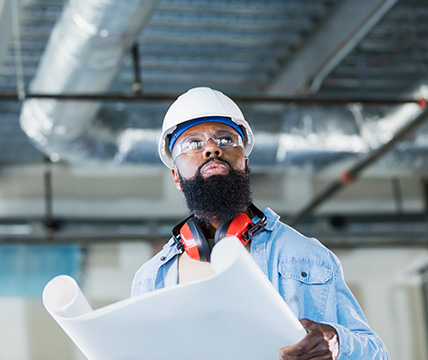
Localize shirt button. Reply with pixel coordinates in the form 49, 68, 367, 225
160, 256, 166, 261
301, 272, 307, 277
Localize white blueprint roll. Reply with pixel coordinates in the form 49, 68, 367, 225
43, 237, 306, 360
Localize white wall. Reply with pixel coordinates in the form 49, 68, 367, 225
0, 298, 29, 359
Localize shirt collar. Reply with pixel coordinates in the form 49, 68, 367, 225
254, 207, 279, 232
163, 238, 182, 260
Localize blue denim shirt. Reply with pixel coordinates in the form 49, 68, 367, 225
132, 208, 388, 359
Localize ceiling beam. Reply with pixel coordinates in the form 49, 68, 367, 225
0, 214, 427, 247
266, 0, 399, 96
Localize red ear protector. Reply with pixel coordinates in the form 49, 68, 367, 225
172, 204, 267, 262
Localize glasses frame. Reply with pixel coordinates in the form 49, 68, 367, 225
171, 130, 245, 160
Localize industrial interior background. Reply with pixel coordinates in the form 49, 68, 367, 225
0, 0, 428, 359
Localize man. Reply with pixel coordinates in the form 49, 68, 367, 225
132, 87, 388, 359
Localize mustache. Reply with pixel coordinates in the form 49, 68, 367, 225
196, 157, 232, 176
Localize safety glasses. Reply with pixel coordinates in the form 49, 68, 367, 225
171, 130, 244, 159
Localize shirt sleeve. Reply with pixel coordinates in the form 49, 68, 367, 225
131, 239, 180, 297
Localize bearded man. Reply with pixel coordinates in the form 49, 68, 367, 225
131, 87, 388, 360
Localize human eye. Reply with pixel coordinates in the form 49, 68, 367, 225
216, 135, 235, 148
214, 130, 240, 147
181, 138, 204, 153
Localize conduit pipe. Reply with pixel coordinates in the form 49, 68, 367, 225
19, 0, 159, 162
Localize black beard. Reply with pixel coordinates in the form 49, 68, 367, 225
178, 158, 252, 227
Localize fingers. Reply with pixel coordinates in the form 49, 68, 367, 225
279, 319, 339, 360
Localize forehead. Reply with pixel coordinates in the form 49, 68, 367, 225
177, 122, 239, 139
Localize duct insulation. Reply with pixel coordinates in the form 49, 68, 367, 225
19, 0, 160, 163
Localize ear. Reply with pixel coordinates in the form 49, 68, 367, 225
171, 167, 182, 191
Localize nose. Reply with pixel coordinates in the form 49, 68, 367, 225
203, 138, 223, 158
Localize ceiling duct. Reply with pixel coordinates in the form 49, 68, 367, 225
19, 0, 160, 163
243, 102, 427, 176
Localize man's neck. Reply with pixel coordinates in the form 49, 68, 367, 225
201, 219, 218, 239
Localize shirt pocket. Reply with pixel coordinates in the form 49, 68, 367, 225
278, 258, 333, 321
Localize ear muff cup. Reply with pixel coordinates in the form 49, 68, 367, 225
215, 212, 253, 246
180, 217, 211, 262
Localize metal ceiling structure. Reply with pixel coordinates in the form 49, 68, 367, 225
0, 0, 427, 244
1, 0, 427, 164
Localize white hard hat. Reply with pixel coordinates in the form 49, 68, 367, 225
158, 87, 254, 168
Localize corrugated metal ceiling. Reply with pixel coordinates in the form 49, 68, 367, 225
0, 0, 427, 167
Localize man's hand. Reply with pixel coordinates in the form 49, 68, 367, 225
279, 318, 339, 360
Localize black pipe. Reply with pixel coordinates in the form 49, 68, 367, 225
0, 90, 423, 106
421, 177, 428, 216
1, 231, 428, 246
131, 43, 142, 94
288, 105, 428, 226
43, 156, 54, 241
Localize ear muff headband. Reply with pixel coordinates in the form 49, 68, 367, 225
214, 213, 253, 246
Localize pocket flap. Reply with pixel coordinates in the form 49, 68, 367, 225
279, 258, 332, 284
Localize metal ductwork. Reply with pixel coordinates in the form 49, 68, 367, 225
19, 0, 160, 163
257, 102, 428, 176
18, 0, 428, 177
